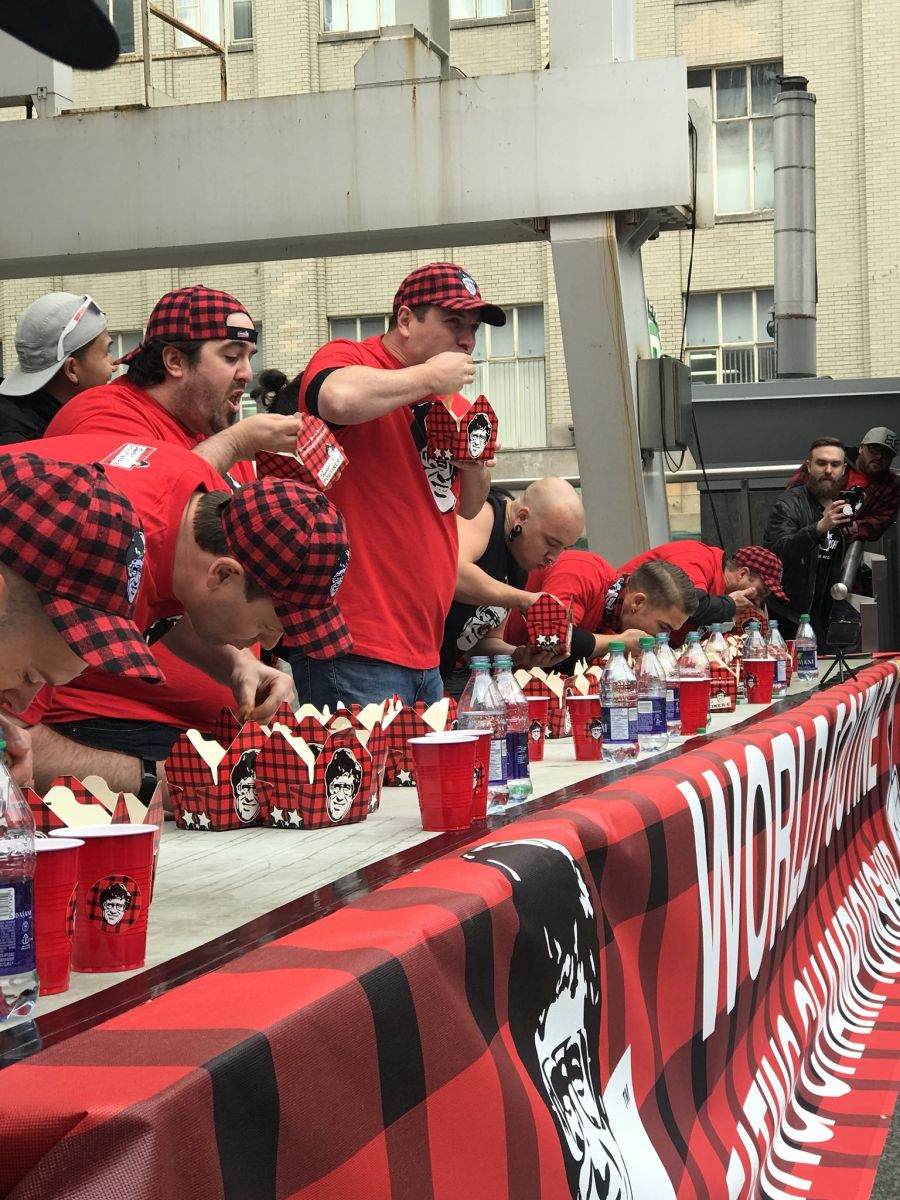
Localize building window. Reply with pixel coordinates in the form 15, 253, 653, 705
109, 330, 142, 379
464, 304, 545, 450
238, 325, 264, 418
94, 0, 135, 54
329, 315, 389, 340
684, 290, 775, 385
451, 0, 533, 17
232, 0, 252, 40
688, 61, 780, 215
322, 0, 395, 33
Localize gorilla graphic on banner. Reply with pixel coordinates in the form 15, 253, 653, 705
463, 838, 676, 1200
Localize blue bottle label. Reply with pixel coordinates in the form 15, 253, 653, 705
506, 731, 529, 780
637, 698, 666, 735
665, 685, 680, 721
489, 738, 507, 786
602, 705, 635, 745
0, 879, 36, 974
798, 648, 817, 674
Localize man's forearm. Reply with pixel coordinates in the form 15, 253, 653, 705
162, 619, 250, 689
30, 723, 151, 793
457, 465, 491, 519
191, 428, 243, 474
455, 562, 532, 609
319, 364, 436, 425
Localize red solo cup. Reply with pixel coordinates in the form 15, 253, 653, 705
566, 694, 603, 761
49, 825, 158, 973
526, 696, 549, 762
679, 679, 711, 735
33, 838, 83, 996
785, 640, 797, 672
417, 731, 487, 819
409, 735, 477, 831
744, 657, 776, 704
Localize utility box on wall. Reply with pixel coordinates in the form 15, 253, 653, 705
637, 355, 693, 450
0, 31, 73, 116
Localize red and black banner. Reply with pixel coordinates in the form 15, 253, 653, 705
2, 662, 899, 1200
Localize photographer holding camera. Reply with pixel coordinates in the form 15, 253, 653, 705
763, 437, 857, 649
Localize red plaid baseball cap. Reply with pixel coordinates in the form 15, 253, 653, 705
218, 479, 353, 657
392, 263, 506, 326
0, 454, 164, 683
118, 285, 257, 365
732, 546, 789, 602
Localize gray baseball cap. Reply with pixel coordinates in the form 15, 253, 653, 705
0, 293, 108, 398
860, 427, 898, 458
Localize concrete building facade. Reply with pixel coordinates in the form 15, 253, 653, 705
1, 0, 896, 528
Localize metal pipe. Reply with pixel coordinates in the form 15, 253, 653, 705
774, 75, 817, 378
831, 539, 865, 601
492, 463, 801, 490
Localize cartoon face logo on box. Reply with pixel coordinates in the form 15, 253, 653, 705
231, 749, 260, 823
466, 412, 492, 459
324, 746, 363, 822
87, 875, 141, 932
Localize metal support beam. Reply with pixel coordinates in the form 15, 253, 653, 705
0, 57, 689, 277
550, 214, 671, 562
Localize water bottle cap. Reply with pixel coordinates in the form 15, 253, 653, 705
800, 613, 811, 622
769, 619, 778, 629
470, 656, 490, 668
655, 632, 669, 642
608, 640, 625, 652
686, 631, 700, 642
711, 624, 722, 631
746, 621, 759, 630
639, 637, 655, 649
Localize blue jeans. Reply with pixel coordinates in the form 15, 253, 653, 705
291, 654, 444, 710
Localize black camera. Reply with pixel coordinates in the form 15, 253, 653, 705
839, 485, 865, 512
826, 617, 861, 649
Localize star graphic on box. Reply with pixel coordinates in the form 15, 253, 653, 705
269, 807, 285, 827
182, 812, 194, 828
288, 811, 302, 827
397, 769, 413, 786
197, 812, 211, 830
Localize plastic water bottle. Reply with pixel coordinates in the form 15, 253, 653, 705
0, 745, 39, 1020
458, 657, 508, 813
655, 632, 681, 736
704, 623, 729, 662
600, 641, 639, 763
679, 631, 712, 730
636, 637, 668, 752
492, 656, 532, 802
796, 614, 818, 682
766, 619, 789, 698
743, 620, 767, 661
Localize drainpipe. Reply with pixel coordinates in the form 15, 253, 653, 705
774, 75, 816, 378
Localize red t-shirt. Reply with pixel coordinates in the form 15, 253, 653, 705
505, 551, 619, 644
618, 540, 726, 595
300, 336, 460, 668
19, 435, 236, 731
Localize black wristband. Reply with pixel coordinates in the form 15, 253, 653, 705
136, 758, 158, 804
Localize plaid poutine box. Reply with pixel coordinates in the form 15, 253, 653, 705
734, 607, 769, 637
382, 698, 455, 786
518, 674, 572, 739
525, 594, 573, 657
256, 415, 348, 491
256, 725, 373, 830
166, 724, 271, 831
709, 664, 738, 712
425, 394, 498, 463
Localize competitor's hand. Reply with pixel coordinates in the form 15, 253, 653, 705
620, 628, 647, 655
730, 588, 757, 613
424, 351, 476, 396
230, 660, 295, 725
233, 413, 304, 459
0, 718, 33, 787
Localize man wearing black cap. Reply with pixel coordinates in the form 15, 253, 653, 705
0, 454, 162, 783
15, 436, 350, 793
294, 262, 503, 709
0, 293, 114, 445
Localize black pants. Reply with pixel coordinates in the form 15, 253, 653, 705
47, 718, 189, 762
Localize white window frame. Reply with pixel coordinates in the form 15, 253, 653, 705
94, 0, 135, 53
450, 0, 534, 19
684, 290, 775, 386
464, 303, 546, 450
689, 61, 781, 216
328, 314, 389, 340
109, 330, 142, 379
174, 0, 249, 47
322, 0, 395, 34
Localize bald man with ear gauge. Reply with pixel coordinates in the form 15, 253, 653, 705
440, 478, 585, 695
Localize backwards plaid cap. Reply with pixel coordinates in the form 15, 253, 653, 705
118, 285, 257, 365
393, 263, 506, 327
0, 454, 164, 683
218, 479, 353, 658
732, 545, 789, 602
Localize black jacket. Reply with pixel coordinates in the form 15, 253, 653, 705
763, 486, 843, 621
0, 388, 64, 445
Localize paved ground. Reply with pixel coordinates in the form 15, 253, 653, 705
871, 1101, 900, 1199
